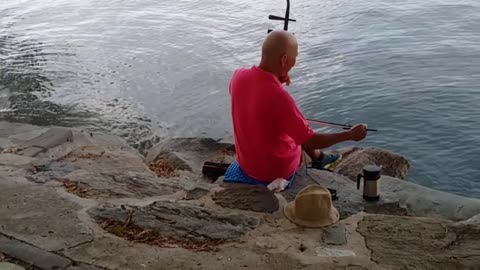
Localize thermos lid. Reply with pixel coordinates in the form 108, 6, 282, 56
363, 165, 382, 179
364, 165, 382, 173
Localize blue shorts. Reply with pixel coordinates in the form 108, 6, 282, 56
223, 160, 295, 189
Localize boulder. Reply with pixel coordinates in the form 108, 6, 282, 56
146, 138, 234, 173
333, 147, 410, 181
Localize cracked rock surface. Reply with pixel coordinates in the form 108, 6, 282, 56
1, 122, 479, 270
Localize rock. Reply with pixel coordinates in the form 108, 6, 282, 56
185, 187, 210, 200
28, 161, 78, 184
146, 138, 234, 173
315, 247, 356, 257
212, 185, 279, 213
59, 170, 183, 199
458, 214, 480, 226
0, 154, 36, 169
363, 202, 410, 216
358, 215, 480, 270
0, 235, 71, 270
285, 169, 480, 221
322, 223, 347, 245
153, 152, 191, 171
0, 183, 93, 252
66, 263, 104, 270
0, 262, 25, 270
22, 127, 72, 148
334, 147, 410, 181
91, 201, 258, 247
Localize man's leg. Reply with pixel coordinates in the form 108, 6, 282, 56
302, 145, 321, 161
302, 144, 341, 169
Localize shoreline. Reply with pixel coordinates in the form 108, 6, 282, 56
0, 121, 479, 270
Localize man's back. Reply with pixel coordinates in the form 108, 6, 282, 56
229, 66, 313, 181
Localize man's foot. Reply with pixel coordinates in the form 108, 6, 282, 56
311, 152, 342, 170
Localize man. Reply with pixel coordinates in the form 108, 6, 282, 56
225, 30, 367, 185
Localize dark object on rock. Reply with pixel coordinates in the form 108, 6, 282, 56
202, 161, 230, 181
327, 188, 338, 201
212, 185, 279, 213
299, 243, 307, 252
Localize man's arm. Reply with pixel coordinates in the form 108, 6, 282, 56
302, 124, 368, 152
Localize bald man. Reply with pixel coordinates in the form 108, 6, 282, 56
225, 31, 367, 186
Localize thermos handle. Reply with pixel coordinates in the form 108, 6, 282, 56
357, 174, 362, 190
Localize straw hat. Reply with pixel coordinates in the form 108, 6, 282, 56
284, 185, 339, 227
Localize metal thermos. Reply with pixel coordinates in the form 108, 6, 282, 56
357, 165, 382, 201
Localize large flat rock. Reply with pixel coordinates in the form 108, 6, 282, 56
358, 215, 480, 270
63, 237, 360, 270
0, 183, 92, 252
90, 200, 259, 247
58, 170, 183, 199
0, 235, 71, 270
285, 168, 480, 221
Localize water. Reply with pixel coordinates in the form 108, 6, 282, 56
1, 0, 479, 198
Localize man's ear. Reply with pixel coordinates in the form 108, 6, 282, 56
281, 54, 288, 67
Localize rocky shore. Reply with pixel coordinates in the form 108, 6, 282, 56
0, 121, 479, 270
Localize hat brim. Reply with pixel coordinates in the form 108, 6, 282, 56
284, 201, 340, 228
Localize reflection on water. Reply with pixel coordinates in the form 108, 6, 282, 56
0, 0, 479, 197
0, 31, 93, 126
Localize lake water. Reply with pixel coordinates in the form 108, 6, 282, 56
1, 0, 479, 198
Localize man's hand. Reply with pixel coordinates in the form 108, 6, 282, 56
279, 74, 291, 86
348, 124, 368, 141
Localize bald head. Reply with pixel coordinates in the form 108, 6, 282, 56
262, 31, 297, 59
259, 30, 298, 78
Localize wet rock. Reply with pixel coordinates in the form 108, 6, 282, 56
90, 201, 258, 247
334, 147, 410, 181
358, 215, 480, 270
146, 138, 234, 173
212, 185, 279, 213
